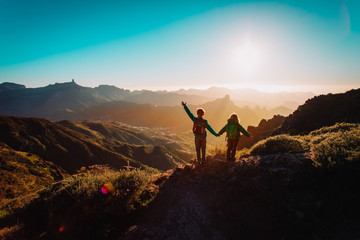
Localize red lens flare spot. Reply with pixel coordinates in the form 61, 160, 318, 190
59, 226, 64, 232
101, 186, 109, 194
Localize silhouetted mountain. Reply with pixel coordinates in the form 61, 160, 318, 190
274, 88, 360, 135
0, 116, 191, 173
201, 95, 261, 130
0, 81, 297, 122
238, 115, 286, 149
0, 81, 132, 120
0, 82, 25, 92
0, 81, 210, 120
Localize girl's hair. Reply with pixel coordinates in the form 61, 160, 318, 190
197, 108, 205, 116
229, 113, 239, 122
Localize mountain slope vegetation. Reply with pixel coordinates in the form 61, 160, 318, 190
0, 143, 66, 199
0, 116, 192, 174
1, 122, 359, 239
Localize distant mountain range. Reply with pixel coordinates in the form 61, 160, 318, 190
0, 81, 299, 129
69, 94, 294, 133
174, 86, 315, 108
0, 81, 314, 109
0, 81, 209, 120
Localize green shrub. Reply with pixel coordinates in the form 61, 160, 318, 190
310, 130, 360, 167
208, 144, 227, 156
250, 135, 306, 155
310, 122, 359, 136
50, 165, 158, 212
15, 165, 159, 239
237, 148, 251, 158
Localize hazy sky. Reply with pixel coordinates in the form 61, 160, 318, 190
0, 0, 359, 93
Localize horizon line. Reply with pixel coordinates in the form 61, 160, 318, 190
1, 80, 359, 95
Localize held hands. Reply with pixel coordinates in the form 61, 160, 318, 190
181, 101, 186, 107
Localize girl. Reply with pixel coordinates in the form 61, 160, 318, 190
218, 113, 253, 161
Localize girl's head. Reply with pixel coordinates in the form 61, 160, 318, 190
229, 113, 239, 122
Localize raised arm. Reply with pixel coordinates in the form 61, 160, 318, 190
182, 102, 196, 122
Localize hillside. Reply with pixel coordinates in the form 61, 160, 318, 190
0, 116, 192, 174
1, 123, 359, 239
0, 143, 66, 204
275, 88, 360, 135
0, 82, 26, 92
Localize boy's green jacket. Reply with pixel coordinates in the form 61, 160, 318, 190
183, 105, 218, 137
219, 119, 251, 140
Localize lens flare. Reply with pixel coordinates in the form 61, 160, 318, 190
144, 145, 154, 154
101, 183, 115, 194
101, 186, 109, 194
59, 226, 64, 232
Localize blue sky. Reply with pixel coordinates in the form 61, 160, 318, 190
0, 0, 359, 93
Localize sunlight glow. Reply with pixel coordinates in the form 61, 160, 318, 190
231, 40, 265, 77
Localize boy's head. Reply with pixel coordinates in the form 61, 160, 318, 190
196, 108, 205, 117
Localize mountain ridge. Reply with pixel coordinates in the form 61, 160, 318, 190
0, 116, 192, 174
274, 88, 360, 135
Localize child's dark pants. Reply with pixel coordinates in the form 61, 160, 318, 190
195, 136, 206, 163
227, 139, 239, 161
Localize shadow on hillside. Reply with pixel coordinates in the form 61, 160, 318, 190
122, 154, 360, 240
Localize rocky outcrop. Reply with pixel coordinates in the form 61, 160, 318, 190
274, 88, 360, 135
238, 115, 286, 149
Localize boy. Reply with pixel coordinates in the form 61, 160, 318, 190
182, 101, 219, 165
218, 113, 253, 161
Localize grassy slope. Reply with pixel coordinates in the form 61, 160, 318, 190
0, 143, 67, 218
122, 123, 360, 240
0, 116, 192, 174
1, 122, 359, 239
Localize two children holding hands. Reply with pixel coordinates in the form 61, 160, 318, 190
182, 101, 253, 165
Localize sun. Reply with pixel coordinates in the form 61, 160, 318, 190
231, 41, 264, 76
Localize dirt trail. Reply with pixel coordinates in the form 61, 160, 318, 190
120, 157, 230, 240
